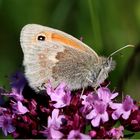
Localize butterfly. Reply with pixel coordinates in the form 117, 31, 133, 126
20, 24, 133, 91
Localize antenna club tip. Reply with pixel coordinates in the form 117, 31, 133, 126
126, 44, 135, 48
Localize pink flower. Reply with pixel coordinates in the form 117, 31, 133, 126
0, 115, 15, 136
41, 109, 65, 139
89, 130, 96, 138
8, 88, 24, 101
81, 93, 96, 114
0, 107, 7, 113
41, 126, 64, 139
28, 99, 37, 116
111, 96, 134, 120
81, 93, 97, 107
108, 126, 124, 139
48, 109, 65, 128
0, 76, 139, 139
81, 87, 118, 117
97, 87, 118, 104
68, 130, 91, 139
12, 101, 29, 115
46, 82, 71, 108
86, 100, 109, 127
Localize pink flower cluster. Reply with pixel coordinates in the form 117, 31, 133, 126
0, 72, 139, 139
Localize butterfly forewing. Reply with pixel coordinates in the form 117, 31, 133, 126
20, 24, 109, 91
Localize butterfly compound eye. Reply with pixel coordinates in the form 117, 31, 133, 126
37, 35, 46, 41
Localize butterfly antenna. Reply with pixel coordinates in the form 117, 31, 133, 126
108, 44, 134, 58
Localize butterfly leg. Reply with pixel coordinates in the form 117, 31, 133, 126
80, 87, 85, 99
86, 76, 97, 91
41, 83, 46, 89
80, 76, 93, 98
94, 85, 98, 94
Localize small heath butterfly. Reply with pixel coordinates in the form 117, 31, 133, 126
20, 24, 134, 91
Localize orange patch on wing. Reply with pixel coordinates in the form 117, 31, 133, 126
51, 33, 86, 51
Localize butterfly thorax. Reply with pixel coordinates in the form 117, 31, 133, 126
87, 57, 116, 88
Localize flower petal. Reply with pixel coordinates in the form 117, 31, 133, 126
48, 109, 59, 127
112, 109, 123, 120
17, 101, 29, 114
86, 110, 96, 120
46, 81, 54, 95
110, 92, 119, 99
53, 101, 65, 108
7, 125, 16, 133
50, 127, 64, 139
110, 103, 122, 110
55, 82, 66, 94
91, 115, 101, 127
68, 130, 91, 139
101, 111, 109, 123
122, 110, 131, 120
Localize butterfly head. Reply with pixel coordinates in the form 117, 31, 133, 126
102, 57, 116, 72
91, 44, 134, 87
90, 57, 116, 87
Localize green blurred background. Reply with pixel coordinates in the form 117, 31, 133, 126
0, 0, 140, 97
0, 0, 140, 138
0, 0, 140, 96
